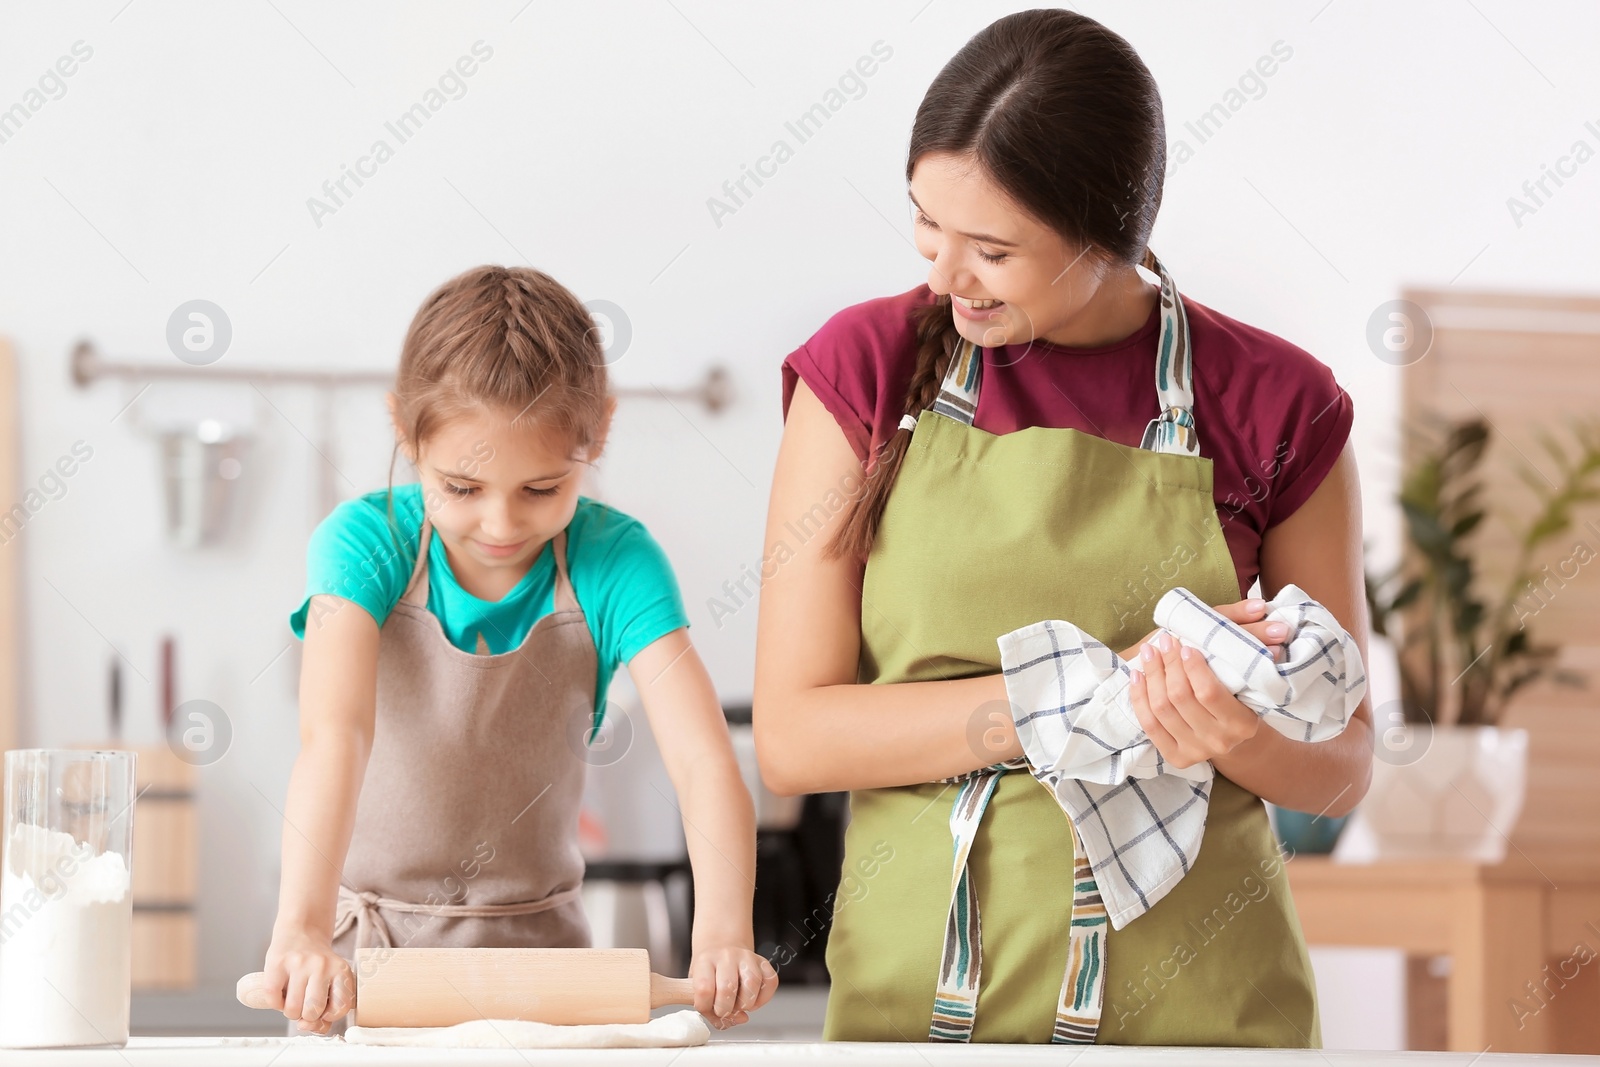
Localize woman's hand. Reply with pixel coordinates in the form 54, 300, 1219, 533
688, 946, 779, 1030
1125, 598, 1279, 770
1116, 597, 1289, 664
262, 926, 355, 1034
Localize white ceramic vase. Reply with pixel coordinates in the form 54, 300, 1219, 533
1348, 724, 1530, 863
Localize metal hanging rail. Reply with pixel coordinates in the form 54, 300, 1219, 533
69, 340, 734, 413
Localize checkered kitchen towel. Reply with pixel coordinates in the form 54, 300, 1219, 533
998, 583, 1367, 930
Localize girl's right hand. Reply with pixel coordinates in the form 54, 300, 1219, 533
1118, 597, 1289, 664
262, 928, 355, 1034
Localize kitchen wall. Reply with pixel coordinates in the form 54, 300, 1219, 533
1, 0, 1595, 1041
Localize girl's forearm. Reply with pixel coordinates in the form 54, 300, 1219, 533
1212, 710, 1374, 818
756, 673, 1017, 796
273, 731, 370, 938
676, 766, 758, 950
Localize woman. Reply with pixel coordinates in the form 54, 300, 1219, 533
753, 8, 1372, 1047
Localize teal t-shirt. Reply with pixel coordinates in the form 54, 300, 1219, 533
289, 485, 689, 727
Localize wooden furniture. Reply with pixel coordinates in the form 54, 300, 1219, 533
1367, 290, 1600, 1053
1399, 288, 1600, 685
1400, 290, 1600, 870
1287, 853, 1600, 1054
74, 743, 198, 989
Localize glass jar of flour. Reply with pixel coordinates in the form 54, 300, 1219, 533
0, 750, 135, 1048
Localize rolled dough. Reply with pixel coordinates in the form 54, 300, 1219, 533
344, 1008, 710, 1049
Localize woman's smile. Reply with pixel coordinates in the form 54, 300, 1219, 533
953, 295, 1006, 320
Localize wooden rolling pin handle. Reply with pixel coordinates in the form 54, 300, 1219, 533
649, 972, 697, 1009
237, 972, 284, 1011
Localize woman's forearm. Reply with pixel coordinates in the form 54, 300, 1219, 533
1212, 709, 1374, 818
273, 731, 370, 938
756, 672, 1017, 796
676, 766, 758, 950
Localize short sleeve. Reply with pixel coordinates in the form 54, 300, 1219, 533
782, 343, 874, 463
583, 515, 689, 668
1265, 370, 1355, 529
780, 287, 931, 466
289, 494, 419, 638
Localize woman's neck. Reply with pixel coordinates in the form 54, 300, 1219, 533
1037, 266, 1157, 349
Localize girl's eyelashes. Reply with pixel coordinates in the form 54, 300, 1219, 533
441, 483, 561, 498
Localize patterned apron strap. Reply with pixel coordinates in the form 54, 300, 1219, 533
1137, 250, 1200, 458
929, 337, 983, 427
1051, 821, 1107, 1043
929, 764, 1109, 1044
930, 764, 1007, 1041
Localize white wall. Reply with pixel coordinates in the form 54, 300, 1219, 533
2, 0, 1596, 1040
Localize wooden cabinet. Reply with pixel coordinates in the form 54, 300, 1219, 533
74, 744, 197, 990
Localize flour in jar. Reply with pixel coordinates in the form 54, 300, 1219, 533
0, 821, 132, 1047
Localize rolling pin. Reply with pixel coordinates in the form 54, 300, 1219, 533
238, 947, 697, 1028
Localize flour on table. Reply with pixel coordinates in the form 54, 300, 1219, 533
346, 1009, 710, 1048
0, 822, 132, 1048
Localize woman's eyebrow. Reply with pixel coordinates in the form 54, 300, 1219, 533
907, 191, 1020, 247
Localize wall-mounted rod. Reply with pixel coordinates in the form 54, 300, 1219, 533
68, 341, 734, 413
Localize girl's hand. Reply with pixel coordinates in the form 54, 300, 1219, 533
688, 946, 778, 1030
262, 927, 355, 1034
1128, 626, 1264, 771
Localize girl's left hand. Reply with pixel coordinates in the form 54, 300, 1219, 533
1129, 631, 1261, 769
688, 946, 779, 1029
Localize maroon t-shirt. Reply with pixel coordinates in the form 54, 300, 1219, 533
780, 284, 1354, 598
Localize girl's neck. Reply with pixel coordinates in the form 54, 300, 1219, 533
441, 536, 549, 603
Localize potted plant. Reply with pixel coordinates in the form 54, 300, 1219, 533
1352, 415, 1598, 860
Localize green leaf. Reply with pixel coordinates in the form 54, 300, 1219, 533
1391, 578, 1425, 611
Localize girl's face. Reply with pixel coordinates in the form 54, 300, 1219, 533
402, 403, 604, 582
908, 151, 1139, 351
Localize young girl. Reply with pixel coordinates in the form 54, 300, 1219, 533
756, 8, 1371, 1048
260, 265, 777, 1034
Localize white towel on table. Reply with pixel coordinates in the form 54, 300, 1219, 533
998, 583, 1366, 930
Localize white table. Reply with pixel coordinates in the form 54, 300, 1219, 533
0, 1038, 1593, 1066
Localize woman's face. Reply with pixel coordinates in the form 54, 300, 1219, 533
908, 151, 1130, 351
400, 403, 601, 581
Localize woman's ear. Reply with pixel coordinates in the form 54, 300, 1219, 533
385, 391, 416, 464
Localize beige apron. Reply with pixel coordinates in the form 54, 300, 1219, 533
331, 518, 596, 960
822, 253, 1321, 1046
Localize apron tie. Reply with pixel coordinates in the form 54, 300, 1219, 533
930, 759, 1106, 1043
333, 883, 586, 953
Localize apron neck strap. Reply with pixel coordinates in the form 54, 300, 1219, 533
400, 520, 434, 607
399, 520, 580, 613
1136, 250, 1199, 457
920, 250, 1199, 457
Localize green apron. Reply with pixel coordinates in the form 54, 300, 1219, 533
822, 253, 1321, 1047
